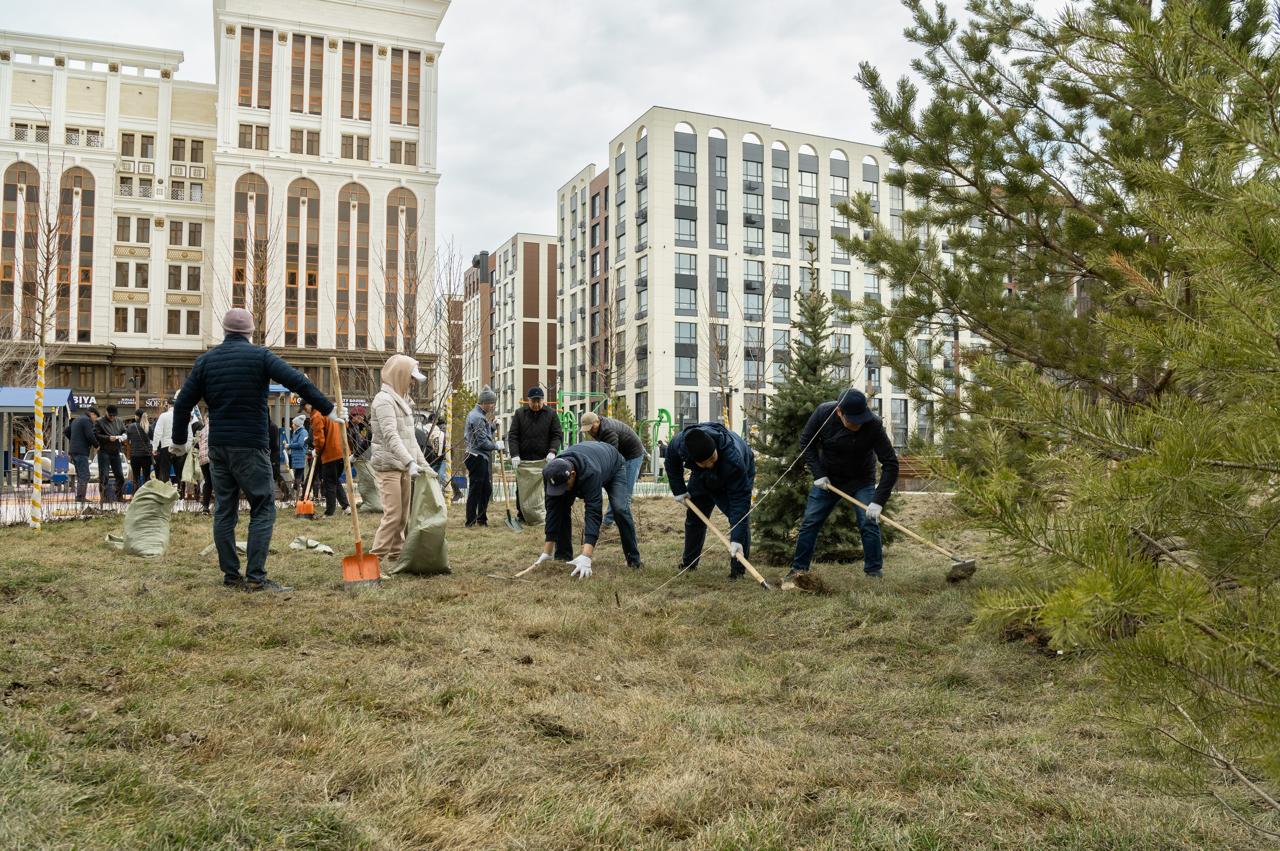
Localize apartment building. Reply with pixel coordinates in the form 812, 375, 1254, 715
462, 234, 558, 433
555, 106, 946, 449
0, 0, 448, 409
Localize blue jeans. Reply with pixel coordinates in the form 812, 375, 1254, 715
790, 483, 883, 575
604, 455, 644, 525
72, 453, 91, 501
432, 458, 448, 487
208, 445, 277, 584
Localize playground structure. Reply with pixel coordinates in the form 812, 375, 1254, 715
554, 391, 676, 482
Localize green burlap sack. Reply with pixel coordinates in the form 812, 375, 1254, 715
121, 478, 179, 557
515, 460, 546, 526
394, 473, 450, 576
355, 460, 383, 513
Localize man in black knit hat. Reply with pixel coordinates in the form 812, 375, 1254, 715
665, 422, 756, 580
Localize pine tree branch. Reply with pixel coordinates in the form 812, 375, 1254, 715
1171, 702, 1280, 824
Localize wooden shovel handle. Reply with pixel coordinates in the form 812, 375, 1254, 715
824, 482, 958, 561
330, 358, 363, 548
684, 499, 770, 588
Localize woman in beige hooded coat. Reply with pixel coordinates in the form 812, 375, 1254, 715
369, 354, 430, 565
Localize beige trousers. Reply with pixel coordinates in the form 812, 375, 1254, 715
371, 469, 412, 565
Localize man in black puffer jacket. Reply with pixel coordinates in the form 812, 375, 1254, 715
171, 308, 336, 592
506, 387, 563, 523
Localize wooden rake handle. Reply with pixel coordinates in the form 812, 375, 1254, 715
824, 483, 961, 562
330, 358, 363, 552
684, 499, 772, 590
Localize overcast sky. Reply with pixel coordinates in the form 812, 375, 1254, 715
7, 0, 934, 256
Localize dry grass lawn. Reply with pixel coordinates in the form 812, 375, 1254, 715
0, 494, 1266, 849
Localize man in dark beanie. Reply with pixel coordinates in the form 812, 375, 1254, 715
528, 440, 642, 579
786, 388, 898, 587
666, 422, 756, 580
506, 386, 562, 522
170, 307, 337, 592
94, 404, 128, 503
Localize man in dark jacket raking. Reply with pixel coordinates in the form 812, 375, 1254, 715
666, 422, 756, 581
506, 386, 563, 522
529, 440, 643, 579
67, 407, 99, 503
785, 389, 899, 587
94, 404, 128, 503
170, 308, 337, 592
579, 411, 645, 527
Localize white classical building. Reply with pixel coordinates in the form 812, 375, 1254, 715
556, 106, 948, 449
0, 0, 448, 407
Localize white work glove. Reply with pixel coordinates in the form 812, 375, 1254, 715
169, 442, 189, 457
730, 542, 744, 560
510, 456, 521, 467
328, 405, 347, 424
865, 502, 883, 524
813, 476, 830, 490
545, 452, 555, 462
408, 461, 421, 478
531, 552, 552, 569
672, 492, 689, 506
568, 554, 593, 579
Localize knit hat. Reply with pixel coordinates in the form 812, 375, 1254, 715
527, 386, 545, 399
683, 427, 716, 463
221, 307, 255, 336
478, 385, 497, 405
837, 388, 875, 424
292, 415, 306, 429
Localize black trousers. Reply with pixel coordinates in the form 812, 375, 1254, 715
98, 452, 126, 503
465, 453, 491, 526
681, 491, 751, 577
322, 459, 349, 515
155, 447, 175, 483
129, 455, 153, 490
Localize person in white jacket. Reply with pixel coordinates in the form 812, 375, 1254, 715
151, 398, 175, 483
369, 354, 430, 568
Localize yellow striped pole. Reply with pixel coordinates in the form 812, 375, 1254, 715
30, 347, 45, 530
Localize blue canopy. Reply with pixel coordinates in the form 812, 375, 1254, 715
0, 387, 74, 414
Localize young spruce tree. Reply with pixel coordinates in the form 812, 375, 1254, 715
842, 0, 1280, 826
751, 259, 859, 565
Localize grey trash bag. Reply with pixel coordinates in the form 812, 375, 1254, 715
394, 472, 450, 576
515, 460, 547, 526
121, 478, 180, 557
355, 460, 383, 513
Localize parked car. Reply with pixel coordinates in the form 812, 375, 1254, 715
19, 449, 72, 486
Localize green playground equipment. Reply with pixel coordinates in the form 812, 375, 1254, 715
638, 408, 675, 481
556, 390, 609, 445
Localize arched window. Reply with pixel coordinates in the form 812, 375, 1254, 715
58, 167, 95, 343
830, 148, 849, 162
798, 143, 818, 157
708, 127, 727, 140
636, 125, 648, 141
385, 187, 418, 350
336, 182, 370, 348
2, 163, 40, 340
674, 120, 696, 135
285, 178, 319, 348
771, 140, 789, 152
233, 173, 269, 317
742, 132, 763, 145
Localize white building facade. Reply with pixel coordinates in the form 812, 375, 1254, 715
556, 107, 942, 450
0, 0, 448, 407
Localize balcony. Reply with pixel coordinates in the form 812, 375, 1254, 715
636, 173, 647, 187
636, 208, 648, 223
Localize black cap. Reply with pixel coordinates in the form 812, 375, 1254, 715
837, 389, 875, 424
683, 427, 715, 463
543, 457, 575, 496
527, 386, 545, 399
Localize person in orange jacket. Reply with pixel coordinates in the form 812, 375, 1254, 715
310, 406, 351, 516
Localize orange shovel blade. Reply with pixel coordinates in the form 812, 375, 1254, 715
295, 498, 314, 517
342, 542, 381, 587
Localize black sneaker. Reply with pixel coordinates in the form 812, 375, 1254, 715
781, 569, 808, 591
865, 570, 884, 580
245, 579, 293, 593
727, 571, 743, 582
223, 576, 246, 589
627, 559, 644, 570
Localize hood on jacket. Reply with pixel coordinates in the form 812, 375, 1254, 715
381, 354, 419, 399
